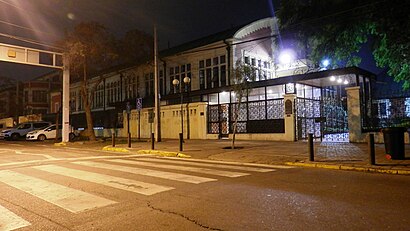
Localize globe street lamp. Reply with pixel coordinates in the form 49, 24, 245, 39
173, 76, 190, 151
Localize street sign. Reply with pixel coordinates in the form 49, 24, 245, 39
136, 98, 142, 111
148, 109, 154, 123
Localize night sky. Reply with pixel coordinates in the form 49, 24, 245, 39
0, 0, 280, 81
0, 0, 384, 82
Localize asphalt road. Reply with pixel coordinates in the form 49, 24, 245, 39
0, 141, 409, 231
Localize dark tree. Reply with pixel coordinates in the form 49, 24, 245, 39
118, 29, 153, 65
61, 22, 118, 141
277, 0, 410, 88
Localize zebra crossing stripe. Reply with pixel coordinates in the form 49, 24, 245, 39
33, 165, 174, 196
0, 170, 116, 213
161, 157, 294, 169
137, 158, 276, 172
0, 205, 31, 231
105, 159, 250, 177
73, 161, 216, 184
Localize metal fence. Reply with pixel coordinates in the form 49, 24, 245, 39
362, 97, 410, 131
208, 99, 285, 135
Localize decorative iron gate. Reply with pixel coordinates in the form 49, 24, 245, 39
297, 97, 348, 142
208, 104, 229, 138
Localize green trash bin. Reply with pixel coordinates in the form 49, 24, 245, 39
382, 127, 406, 160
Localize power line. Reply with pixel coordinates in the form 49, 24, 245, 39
0, 0, 62, 40
0, 19, 60, 38
0, 0, 36, 13
0, 32, 63, 51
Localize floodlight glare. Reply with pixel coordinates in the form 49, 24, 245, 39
321, 59, 330, 67
278, 49, 296, 64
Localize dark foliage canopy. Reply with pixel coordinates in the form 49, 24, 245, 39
277, 0, 410, 88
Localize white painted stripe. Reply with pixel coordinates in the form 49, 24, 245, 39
0, 205, 31, 231
161, 157, 295, 169
33, 165, 173, 196
0, 170, 115, 213
0, 154, 145, 168
138, 158, 276, 172
106, 159, 250, 178
73, 161, 216, 184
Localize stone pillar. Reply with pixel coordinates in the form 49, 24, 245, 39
346, 86, 366, 142
284, 94, 297, 141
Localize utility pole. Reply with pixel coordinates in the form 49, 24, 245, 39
154, 25, 161, 142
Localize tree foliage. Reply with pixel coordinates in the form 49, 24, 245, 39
61, 22, 118, 141
277, 0, 410, 88
231, 60, 257, 149
119, 29, 153, 65
63, 22, 118, 79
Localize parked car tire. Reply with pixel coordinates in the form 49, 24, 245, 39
37, 134, 47, 141
11, 133, 20, 141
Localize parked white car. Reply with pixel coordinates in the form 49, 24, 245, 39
26, 124, 76, 141
0, 121, 51, 140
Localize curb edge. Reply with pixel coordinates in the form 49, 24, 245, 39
285, 162, 410, 175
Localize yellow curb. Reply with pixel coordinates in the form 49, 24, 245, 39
315, 163, 340, 170
285, 162, 410, 175
397, 170, 410, 175
285, 162, 316, 167
137, 150, 191, 158
340, 166, 356, 171
102, 146, 130, 153
54, 142, 67, 146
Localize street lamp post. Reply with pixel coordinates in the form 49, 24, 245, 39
173, 76, 190, 151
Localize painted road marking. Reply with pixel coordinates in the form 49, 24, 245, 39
0, 205, 31, 231
106, 159, 250, 178
138, 158, 276, 172
73, 161, 216, 184
33, 165, 173, 196
0, 170, 116, 213
162, 157, 295, 169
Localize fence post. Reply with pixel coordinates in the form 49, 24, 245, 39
112, 133, 115, 147
368, 133, 376, 165
127, 132, 131, 148
308, 133, 314, 161
151, 133, 155, 150
179, 133, 183, 152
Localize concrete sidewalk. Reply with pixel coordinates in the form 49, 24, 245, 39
63, 138, 410, 175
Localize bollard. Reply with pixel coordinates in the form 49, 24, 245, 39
112, 133, 115, 147
308, 133, 314, 161
368, 133, 376, 165
151, 133, 155, 150
127, 132, 131, 148
179, 133, 183, 152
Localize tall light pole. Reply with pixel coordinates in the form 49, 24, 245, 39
154, 25, 161, 142
173, 76, 190, 151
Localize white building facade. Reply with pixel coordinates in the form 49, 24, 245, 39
69, 17, 375, 142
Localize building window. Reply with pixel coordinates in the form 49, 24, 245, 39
169, 64, 191, 93
243, 54, 273, 81
144, 73, 154, 96
24, 91, 29, 104
159, 70, 165, 96
94, 84, 104, 108
32, 90, 47, 103
70, 91, 77, 111
199, 55, 227, 89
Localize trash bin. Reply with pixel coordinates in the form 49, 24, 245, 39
382, 127, 406, 160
